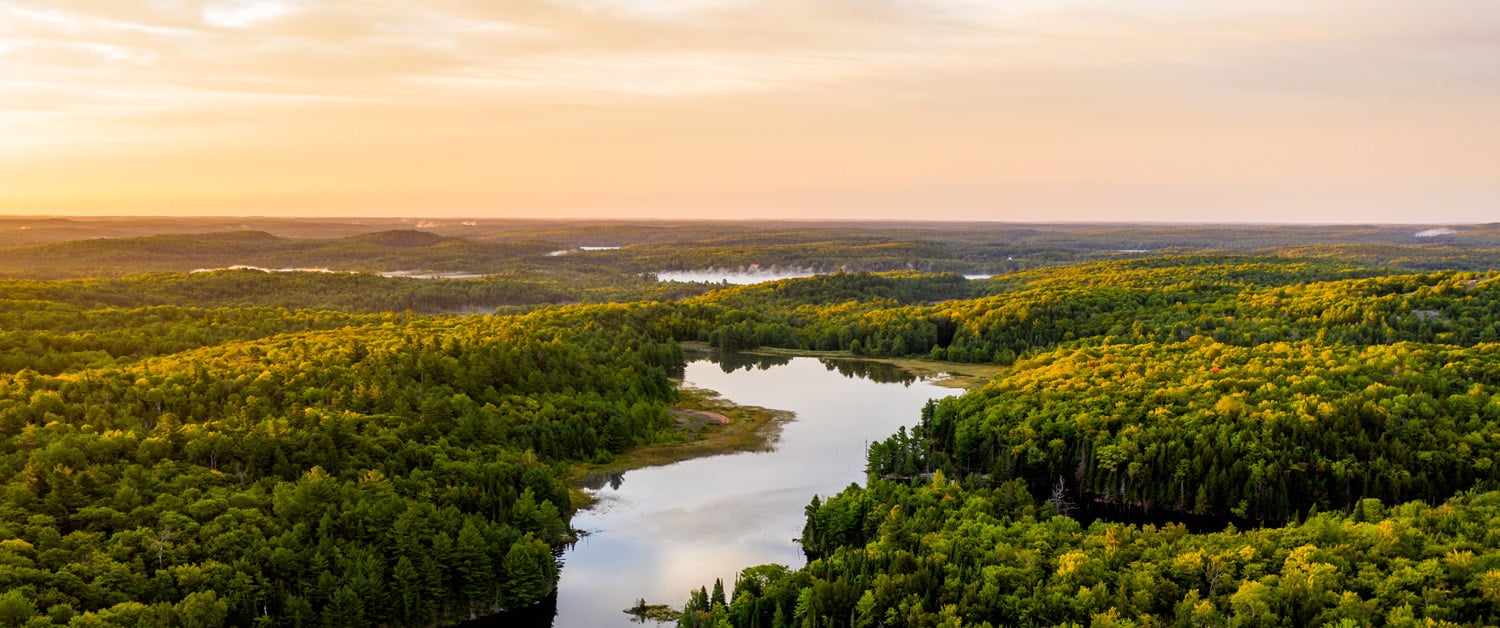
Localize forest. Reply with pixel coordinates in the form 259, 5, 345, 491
0, 302, 692, 625
671, 253, 1500, 627
2, 218, 1500, 626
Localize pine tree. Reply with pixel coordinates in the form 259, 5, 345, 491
455, 521, 496, 615
502, 536, 553, 609
712, 578, 728, 608
392, 556, 422, 625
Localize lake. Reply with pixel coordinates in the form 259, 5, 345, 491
657, 269, 993, 285
654, 268, 822, 284
538, 354, 956, 627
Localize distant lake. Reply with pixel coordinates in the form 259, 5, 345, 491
190, 265, 346, 274
376, 270, 485, 279
549, 246, 622, 257
188, 266, 486, 280
532, 354, 956, 627
656, 269, 993, 285
654, 268, 822, 284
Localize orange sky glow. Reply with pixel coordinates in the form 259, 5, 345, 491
1, 1, 1496, 222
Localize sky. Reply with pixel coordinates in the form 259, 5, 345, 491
0, 0, 1497, 223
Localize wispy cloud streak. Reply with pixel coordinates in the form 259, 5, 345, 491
1, 0, 1496, 221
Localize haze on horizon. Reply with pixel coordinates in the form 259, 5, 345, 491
1, 1, 1496, 224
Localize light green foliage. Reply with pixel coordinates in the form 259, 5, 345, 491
0, 590, 36, 627
695, 484, 1500, 627
679, 256, 1500, 627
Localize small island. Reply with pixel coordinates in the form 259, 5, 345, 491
625, 599, 682, 623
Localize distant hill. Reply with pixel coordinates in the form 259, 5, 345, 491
3, 218, 1500, 278
0, 229, 561, 278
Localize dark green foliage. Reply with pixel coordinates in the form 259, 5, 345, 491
0, 299, 686, 625
910, 340, 1500, 522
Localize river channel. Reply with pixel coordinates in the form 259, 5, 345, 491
537, 354, 956, 627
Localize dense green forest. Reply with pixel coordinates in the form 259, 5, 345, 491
6, 218, 1500, 626
0, 303, 688, 625
673, 260, 1500, 627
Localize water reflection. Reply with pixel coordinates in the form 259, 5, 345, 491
707, 352, 918, 384
817, 357, 917, 385
542, 355, 955, 627
578, 471, 626, 492
461, 591, 558, 627
710, 351, 792, 373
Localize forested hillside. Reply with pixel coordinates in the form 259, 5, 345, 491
676, 260, 1500, 628
682, 258, 1500, 360
6, 226, 1500, 627
0, 303, 685, 625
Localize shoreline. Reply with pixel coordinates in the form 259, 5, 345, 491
566, 348, 999, 511
566, 385, 793, 511
723, 344, 1008, 390
554, 348, 989, 620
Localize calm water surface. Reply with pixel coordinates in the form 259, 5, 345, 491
547, 355, 955, 627
655, 269, 821, 284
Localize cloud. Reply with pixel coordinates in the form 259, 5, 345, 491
1, 1, 1496, 221
201, 0, 296, 29
7, 0, 1493, 106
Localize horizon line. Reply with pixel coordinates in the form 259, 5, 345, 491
0, 214, 1494, 228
